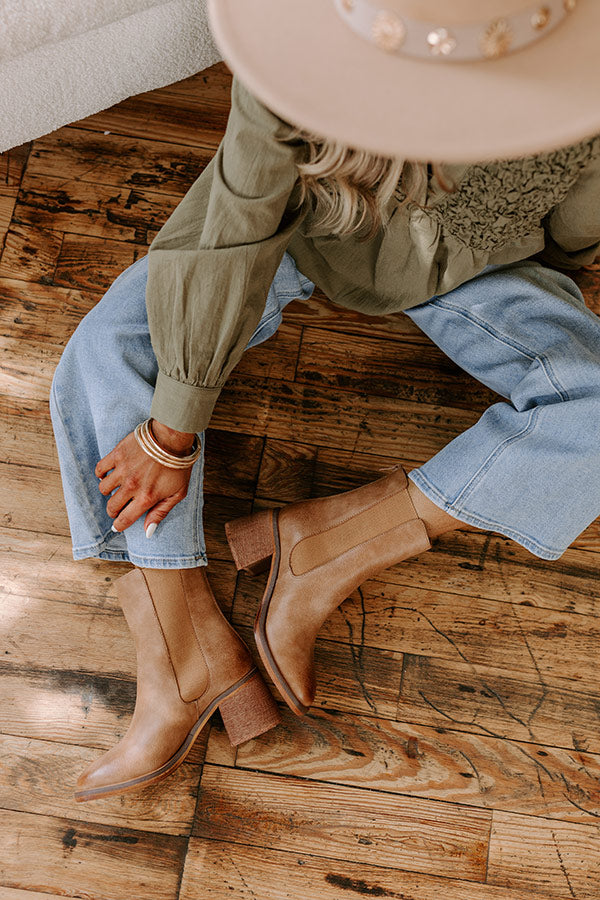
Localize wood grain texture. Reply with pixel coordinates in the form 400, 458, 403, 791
0, 525, 235, 614
376, 529, 600, 615
53, 234, 148, 292
296, 326, 500, 411
1, 593, 135, 677
74, 71, 231, 147
236, 705, 600, 824
257, 437, 318, 502
0, 223, 64, 284
180, 839, 526, 900
0, 733, 201, 836
284, 290, 428, 342
235, 322, 304, 383
488, 810, 600, 898
0, 276, 97, 401
0, 660, 205, 768
572, 261, 600, 315
1, 890, 83, 900
0, 398, 58, 469
0, 809, 186, 900
0, 144, 31, 256
0, 143, 30, 189
398, 653, 600, 754
0, 526, 125, 602
203, 430, 264, 500
27, 128, 213, 197
0, 192, 17, 254
12, 173, 170, 245
0, 463, 68, 535
212, 373, 482, 463
192, 765, 491, 881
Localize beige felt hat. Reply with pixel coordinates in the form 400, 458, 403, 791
207, 0, 600, 162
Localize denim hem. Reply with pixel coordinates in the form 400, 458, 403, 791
407, 469, 564, 561
451, 407, 539, 509
72, 540, 208, 568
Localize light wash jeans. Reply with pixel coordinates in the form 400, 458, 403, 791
50, 252, 600, 565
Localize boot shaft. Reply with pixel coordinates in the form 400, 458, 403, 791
279, 467, 430, 579
117, 567, 252, 704
272, 468, 431, 644
286, 472, 420, 576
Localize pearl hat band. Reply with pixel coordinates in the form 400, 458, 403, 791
335, 0, 576, 61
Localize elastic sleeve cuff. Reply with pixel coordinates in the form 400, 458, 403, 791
150, 371, 222, 434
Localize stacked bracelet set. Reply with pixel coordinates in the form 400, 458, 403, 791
134, 418, 202, 469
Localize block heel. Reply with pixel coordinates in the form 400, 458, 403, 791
219, 670, 281, 746
225, 507, 276, 574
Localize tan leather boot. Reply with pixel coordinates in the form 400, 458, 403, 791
225, 467, 431, 716
75, 566, 280, 802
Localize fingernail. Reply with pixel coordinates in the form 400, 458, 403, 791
111, 524, 119, 533
145, 522, 157, 539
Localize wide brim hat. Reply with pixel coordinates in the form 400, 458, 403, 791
207, 0, 600, 162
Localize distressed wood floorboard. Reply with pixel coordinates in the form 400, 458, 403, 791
1, 60, 599, 900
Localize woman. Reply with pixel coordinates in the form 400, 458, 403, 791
50, 0, 600, 801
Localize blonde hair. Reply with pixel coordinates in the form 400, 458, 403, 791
291, 132, 455, 239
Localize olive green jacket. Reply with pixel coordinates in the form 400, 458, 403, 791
146, 77, 600, 433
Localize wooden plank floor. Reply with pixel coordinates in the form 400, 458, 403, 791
1, 62, 600, 900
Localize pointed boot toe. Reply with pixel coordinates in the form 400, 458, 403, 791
75, 567, 280, 802
74, 700, 201, 802
75, 744, 149, 802
227, 467, 431, 716
76, 759, 106, 798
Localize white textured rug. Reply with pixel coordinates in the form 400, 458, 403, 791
0, 0, 222, 152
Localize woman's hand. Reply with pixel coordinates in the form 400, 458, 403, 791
95, 421, 197, 536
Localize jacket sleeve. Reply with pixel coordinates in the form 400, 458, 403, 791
145, 76, 307, 433
539, 150, 600, 270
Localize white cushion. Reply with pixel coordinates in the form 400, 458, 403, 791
0, 0, 166, 62
0, 0, 222, 152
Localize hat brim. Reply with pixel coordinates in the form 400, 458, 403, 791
208, 0, 600, 162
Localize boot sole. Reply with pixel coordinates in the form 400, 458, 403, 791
254, 508, 309, 718
74, 668, 262, 802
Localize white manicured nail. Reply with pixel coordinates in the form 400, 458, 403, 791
145, 522, 157, 539
111, 524, 119, 533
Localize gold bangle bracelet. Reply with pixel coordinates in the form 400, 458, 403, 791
134, 418, 201, 469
